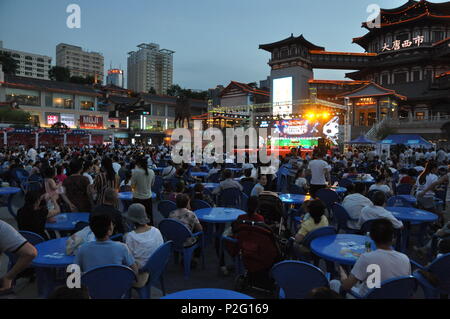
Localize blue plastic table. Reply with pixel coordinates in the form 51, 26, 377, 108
279, 194, 308, 205
330, 187, 347, 194
188, 183, 219, 190
32, 237, 74, 298
195, 207, 245, 224
195, 207, 245, 265
0, 187, 21, 219
396, 195, 417, 205
386, 206, 438, 223
32, 237, 74, 268
118, 191, 156, 211
118, 192, 156, 201
45, 213, 90, 231
310, 234, 375, 266
348, 178, 375, 184
161, 288, 254, 299
386, 206, 438, 252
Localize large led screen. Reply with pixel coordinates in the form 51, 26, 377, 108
272, 77, 293, 116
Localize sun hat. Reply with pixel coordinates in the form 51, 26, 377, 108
123, 203, 150, 225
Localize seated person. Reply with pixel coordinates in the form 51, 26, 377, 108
330, 219, 411, 298
161, 160, 177, 180
342, 183, 373, 230
399, 169, 417, 185
250, 174, 267, 197
358, 191, 403, 229
160, 181, 173, 201
368, 176, 393, 197
236, 196, 265, 223
0, 220, 38, 292
169, 194, 203, 265
124, 203, 164, 288
342, 167, 359, 179
294, 168, 308, 192
191, 183, 214, 207
119, 171, 132, 192
212, 169, 243, 195
169, 181, 186, 202
240, 168, 255, 183
207, 162, 221, 179
91, 188, 125, 234
293, 199, 329, 255
74, 214, 138, 274
17, 190, 60, 240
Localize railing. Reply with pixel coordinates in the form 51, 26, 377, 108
365, 118, 387, 140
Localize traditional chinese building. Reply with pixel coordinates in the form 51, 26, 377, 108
258, 0, 450, 141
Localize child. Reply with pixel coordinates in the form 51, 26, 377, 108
294, 168, 308, 192
294, 199, 329, 257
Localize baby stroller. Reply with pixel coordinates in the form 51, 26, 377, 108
257, 191, 288, 237
230, 219, 283, 293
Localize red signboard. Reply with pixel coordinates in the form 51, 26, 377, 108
80, 115, 104, 129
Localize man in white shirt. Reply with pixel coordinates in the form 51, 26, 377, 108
342, 183, 373, 230
27, 146, 37, 162
307, 152, 330, 198
358, 191, 403, 229
330, 219, 411, 298
112, 156, 121, 174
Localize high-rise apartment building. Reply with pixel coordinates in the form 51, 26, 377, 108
127, 43, 174, 94
106, 68, 124, 87
56, 43, 104, 83
0, 41, 52, 80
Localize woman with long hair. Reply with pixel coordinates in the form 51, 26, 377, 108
131, 157, 155, 224
91, 156, 119, 206
415, 161, 439, 213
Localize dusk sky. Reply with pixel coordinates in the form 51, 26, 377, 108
1, 0, 448, 90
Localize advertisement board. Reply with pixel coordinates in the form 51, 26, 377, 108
80, 115, 104, 129
272, 77, 293, 116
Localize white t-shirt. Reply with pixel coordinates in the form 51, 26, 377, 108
250, 183, 265, 197
415, 173, 438, 197
359, 205, 403, 229
112, 162, 121, 174
27, 148, 37, 162
295, 177, 307, 189
83, 172, 94, 185
342, 193, 373, 230
368, 184, 391, 195
125, 227, 164, 269
308, 159, 329, 185
351, 249, 411, 296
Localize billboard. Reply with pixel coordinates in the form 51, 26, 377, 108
272, 77, 292, 116
61, 114, 75, 128
80, 115, 104, 129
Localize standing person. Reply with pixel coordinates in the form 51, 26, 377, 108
27, 145, 37, 163
0, 220, 37, 292
419, 166, 450, 224
306, 151, 331, 198
62, 159, 91, 212
91, 157, 120, 206
131, 157, 155, 225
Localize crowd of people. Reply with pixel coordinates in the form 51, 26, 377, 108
0, 142, 449, 298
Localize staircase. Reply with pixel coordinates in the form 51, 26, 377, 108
365, 118, 387, 140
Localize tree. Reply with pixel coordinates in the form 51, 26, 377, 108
48, 66, 71, 82
0, 52, 18, 75
148, 87, 157, 94
166, 84, 183, 96
69, 75, 95, 84
0, 108, 31, 124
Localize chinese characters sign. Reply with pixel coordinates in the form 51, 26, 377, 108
382, 35, 424, 52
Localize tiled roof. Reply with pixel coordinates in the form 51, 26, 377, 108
220, 81, 269, 98
2, 75, 100, 96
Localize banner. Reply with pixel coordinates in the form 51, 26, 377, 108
80, 115, 104, 129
